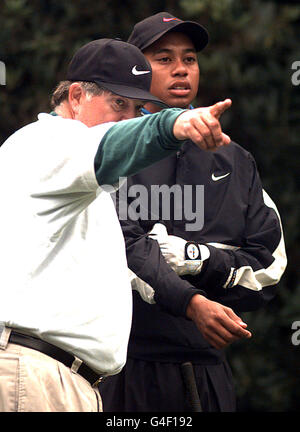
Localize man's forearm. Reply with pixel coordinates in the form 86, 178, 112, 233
94, 108, 184, 186
94, 99, 232, 187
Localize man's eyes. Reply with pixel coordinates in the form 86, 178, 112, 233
156, 56, 197, 64
157, 57, 171, 63
112, 99, 144, 116
115, 99, 126, 107
112, 98, 127, 110
185, 56, 197, 63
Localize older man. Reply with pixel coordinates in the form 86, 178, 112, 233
0, 37, 238, 412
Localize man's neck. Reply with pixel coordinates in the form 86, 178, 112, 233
53, 102, 73, 119
144, 101, 192, 114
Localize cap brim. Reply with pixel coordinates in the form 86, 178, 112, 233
97, 81, 168, 108
142, 21, 209, 52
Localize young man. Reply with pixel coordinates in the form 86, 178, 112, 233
0, 37, 238, 412
100, 13, 287, 412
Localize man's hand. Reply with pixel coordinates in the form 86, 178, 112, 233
186, 294, 252, 349
173, 99, 232, 151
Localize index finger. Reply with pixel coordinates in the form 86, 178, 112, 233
224, 307, 252, 337
209, 98, 232, 119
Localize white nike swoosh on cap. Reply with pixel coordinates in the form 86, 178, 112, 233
212, 172, 230, 181
132, 65, 151, 75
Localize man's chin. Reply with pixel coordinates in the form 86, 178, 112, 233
168, 97, 192, 109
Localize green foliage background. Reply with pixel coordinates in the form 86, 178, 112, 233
0, 0, 299, 411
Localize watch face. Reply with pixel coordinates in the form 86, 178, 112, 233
186, 243, 200, 260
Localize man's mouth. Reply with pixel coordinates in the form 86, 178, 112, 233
169, 82, 191, 96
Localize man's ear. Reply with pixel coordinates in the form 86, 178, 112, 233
68, 83, 84, 116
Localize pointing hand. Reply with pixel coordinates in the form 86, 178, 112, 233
173, 99, 232, 151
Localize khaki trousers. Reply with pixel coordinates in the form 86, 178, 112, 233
0, 328, 102, 412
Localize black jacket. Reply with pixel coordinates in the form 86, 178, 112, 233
116, 139, 287, 362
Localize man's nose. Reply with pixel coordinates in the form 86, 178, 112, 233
172, 60, 188, 76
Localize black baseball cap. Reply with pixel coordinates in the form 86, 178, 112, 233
67, 38, 166, 107
128, 12, 209, 52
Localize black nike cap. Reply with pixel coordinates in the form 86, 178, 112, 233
67, 38, 166, 107
127, 12, 209, 52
